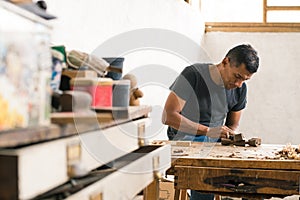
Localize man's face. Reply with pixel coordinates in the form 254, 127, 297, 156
223, 61, 253, 90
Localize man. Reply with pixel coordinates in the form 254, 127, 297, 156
162, 44, 259, 200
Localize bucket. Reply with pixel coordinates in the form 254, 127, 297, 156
112, 80, 130, 107
95, 78, 113, 107
103, 57, 124, 80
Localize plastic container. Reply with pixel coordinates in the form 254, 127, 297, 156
103, 57, 124, 80
112, 80, 130, 107
70, 77, 113, 107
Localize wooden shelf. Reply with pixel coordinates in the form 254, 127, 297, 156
0, 105, 151, 148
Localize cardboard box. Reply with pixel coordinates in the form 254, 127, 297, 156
159, 181, 174, 200
159, 180, 189, 200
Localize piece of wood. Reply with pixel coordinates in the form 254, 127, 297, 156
0, 125, 60, 148
205, 22, 300, 32
51, 105, 151, 126
62, 69, 97, 79
0, 105, 151, 148
180, 189, 187, 200
174, 189, 180, 200
92, 106, 129, 119
173, 188, 188, 200
51, 112, 114, 124
144, 179, 159, 200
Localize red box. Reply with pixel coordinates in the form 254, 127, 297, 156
70, 77, 113, 107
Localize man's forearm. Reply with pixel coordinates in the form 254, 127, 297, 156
163, 111, 209, 136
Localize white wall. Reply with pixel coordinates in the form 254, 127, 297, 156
47, 0, 300, 144
47, 0, 204, 52
202, 32, 300, 144
46, 0, 207, 141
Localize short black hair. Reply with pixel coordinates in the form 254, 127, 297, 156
226, 44, 259, 73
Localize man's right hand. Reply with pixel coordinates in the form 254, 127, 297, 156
206, 126, 235, 139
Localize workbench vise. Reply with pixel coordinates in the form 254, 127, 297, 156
221, 133, 261, 147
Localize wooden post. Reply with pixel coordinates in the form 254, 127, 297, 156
144, 179, 159, 200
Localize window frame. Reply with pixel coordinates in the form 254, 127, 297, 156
186, 0, 300, 32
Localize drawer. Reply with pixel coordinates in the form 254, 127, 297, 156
34, 144, 171, 200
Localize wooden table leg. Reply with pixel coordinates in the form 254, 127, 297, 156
174, 189, 181, 200
174, 189, 188, 200
181, 189, 187, 200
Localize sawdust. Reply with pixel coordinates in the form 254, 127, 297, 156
274, 143, 300, 160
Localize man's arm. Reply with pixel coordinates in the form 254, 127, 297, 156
225, 110, 242, 131
162, 92, 234, 138
162, 91, 209, 135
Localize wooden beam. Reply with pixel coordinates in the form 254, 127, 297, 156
263, 0, 267, 23
205, 22, 300, 32
267, 6, 300, 11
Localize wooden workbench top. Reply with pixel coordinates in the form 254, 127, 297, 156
171, 142, 300, 171
170, 142, 300, 198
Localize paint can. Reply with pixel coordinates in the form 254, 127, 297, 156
112, 80, 130, 107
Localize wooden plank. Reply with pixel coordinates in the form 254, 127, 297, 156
51, 112, 114, 124
173, 157, 300, 171
0, 123, 102, 148
267, 6, 300, 11
51, 105, 151, 125
0, 125, 61, 148
62, 70, 97, 79
205, 22, 300, 32
0, 105, 151, 148
175, 165, 300, 197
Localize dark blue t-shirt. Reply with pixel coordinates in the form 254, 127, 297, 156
167, 63, 247, 141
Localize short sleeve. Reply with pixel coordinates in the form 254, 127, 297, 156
231, 83, 247, 111
169, 66, 196, 101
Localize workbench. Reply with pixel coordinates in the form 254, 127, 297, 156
170, 142, 300, 199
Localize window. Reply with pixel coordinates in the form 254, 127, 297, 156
186, 0, 300, 32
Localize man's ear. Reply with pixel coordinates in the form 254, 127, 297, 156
222, 57, 230, 66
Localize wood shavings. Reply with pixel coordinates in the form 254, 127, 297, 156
173, 149, 184, 154
229, 152, 237, 157
228, 152, 242, 158
275, 143, 300, 160
151, 140, 166, 145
